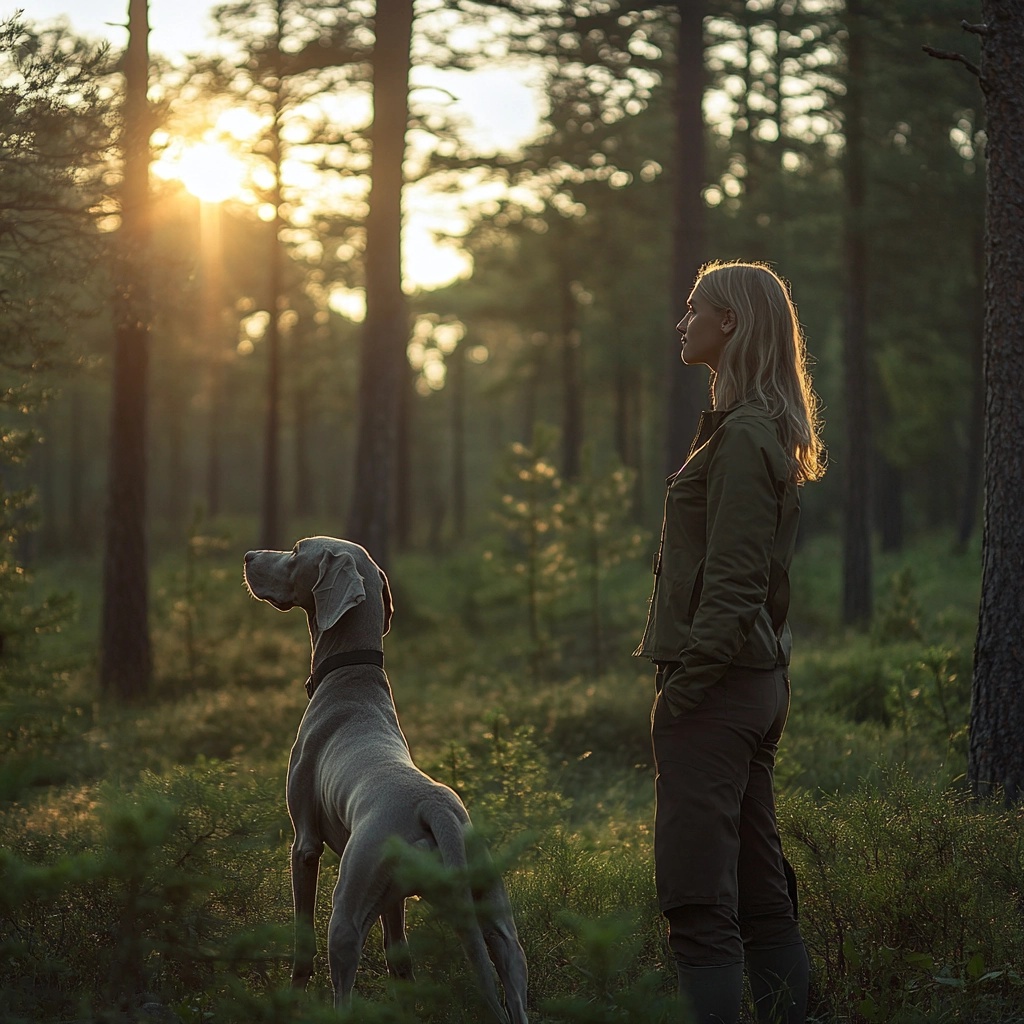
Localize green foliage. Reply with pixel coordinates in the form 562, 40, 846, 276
4, 529, 1019, 1023
0, 15, 103, 805
565, 454, 648, 678
874, 567, 925, 645
487, 426, 577, 679
0, 761, 291, 1022
428, 711, 571, 846
540, 911, 677, 1023
158, 511, 234, 694
781, 542, 976, 793
782, 768, 1024, 1022
484, 431, 649, 681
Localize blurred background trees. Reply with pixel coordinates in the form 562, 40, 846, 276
1, 0, 989, 633
5, 4, 1024, 1016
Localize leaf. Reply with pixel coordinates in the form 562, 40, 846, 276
857, 995, 880, 1021
903, 951, 935, 971
965, 951, 986, 980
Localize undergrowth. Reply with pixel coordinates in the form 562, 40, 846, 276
3, 529, 1021, 1023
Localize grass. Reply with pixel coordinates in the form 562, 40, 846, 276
2, 527, 1021, 1023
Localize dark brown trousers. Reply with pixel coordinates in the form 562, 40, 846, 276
652, 664, 801, 965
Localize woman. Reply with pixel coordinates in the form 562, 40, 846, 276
635, 261, 825, 1024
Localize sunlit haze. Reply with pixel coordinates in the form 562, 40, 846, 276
156, 141, 248, 204
9, 0, 543, 292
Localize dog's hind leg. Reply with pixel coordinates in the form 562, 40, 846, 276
290, 838, 323, 990
328, 838, 388, 1008
381, 899, 415, 981
483, 903, 529, 1024
457, 922, 512, 1023
327, 894, 375, 1010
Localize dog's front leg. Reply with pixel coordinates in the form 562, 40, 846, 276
291, 838, 323, 989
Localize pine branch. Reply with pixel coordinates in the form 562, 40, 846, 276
921, 44, 980, 79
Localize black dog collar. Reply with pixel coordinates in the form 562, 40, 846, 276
306, 650, 384, 699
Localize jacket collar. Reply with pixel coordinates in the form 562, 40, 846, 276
674, 399, 765, 478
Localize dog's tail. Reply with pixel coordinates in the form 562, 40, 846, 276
420, 799, 510, 1023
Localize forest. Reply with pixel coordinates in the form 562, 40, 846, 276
2, 1, 1023, 1022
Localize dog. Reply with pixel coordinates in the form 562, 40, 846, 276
243, 536, 529, 1021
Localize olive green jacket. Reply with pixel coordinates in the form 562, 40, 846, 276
635, 400, 800, 715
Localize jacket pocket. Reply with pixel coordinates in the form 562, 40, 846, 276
767, 558, 790, 634
686, 558, 705, 620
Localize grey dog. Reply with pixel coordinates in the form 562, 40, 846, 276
243, 536, 529, 1021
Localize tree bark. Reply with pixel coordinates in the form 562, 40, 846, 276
99, 0, 152, 699
201, 199, 226, 520
557, 224, 583, 481
346, 0, 412, 570
395, 365, 413, 552
68, 385, 87, 545
163, 373, 189, 536
293, 379, 313, 518
969, 0, 1024, 803
665, 0, 709, 472
450, 338, 467, 539
258, 2, 286, 550
840, 0, 873, 627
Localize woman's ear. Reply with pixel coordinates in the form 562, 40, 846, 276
721, 308, 737, 333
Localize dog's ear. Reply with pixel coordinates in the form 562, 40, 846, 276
379, 568, 393, 636
313, 550, 366, 632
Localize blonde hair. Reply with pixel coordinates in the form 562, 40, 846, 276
693, 259, 826, 484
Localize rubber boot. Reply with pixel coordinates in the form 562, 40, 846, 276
675, 961, 744, 1024
746, 941, 810, 1024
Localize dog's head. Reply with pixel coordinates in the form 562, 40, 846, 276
243, 536, 393, 639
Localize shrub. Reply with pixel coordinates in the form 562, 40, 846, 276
781, 768, 1024, 1022
0, 761, 291, 1022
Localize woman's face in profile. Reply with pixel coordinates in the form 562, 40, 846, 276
676, 289, 734, 372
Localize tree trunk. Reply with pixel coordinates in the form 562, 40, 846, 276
395, 365, 413, 552
875, 458, 903, 554
450, 338, 466, 539
259, 11, 286, 550
293, 379, 313, 518
35, 407, 56, 554
968, 0, 1024, 803
68, 384, 87, 544
840, 0, 873, 627
521, 337, 545, 443
99, 0, 152, 699
665, 0, 709, 472
558, 228, 583, 481
201, 199, 225, 520
346, 0, 412, 570
613, 361, 630, 466
163, 374, 188, 537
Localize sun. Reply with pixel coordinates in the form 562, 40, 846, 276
176, 141, 248, 204
154, 137, 250, 204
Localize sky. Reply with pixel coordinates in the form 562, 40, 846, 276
7, 0, 542, 151
5, 0, 230, 58
7, 0, 543, 291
